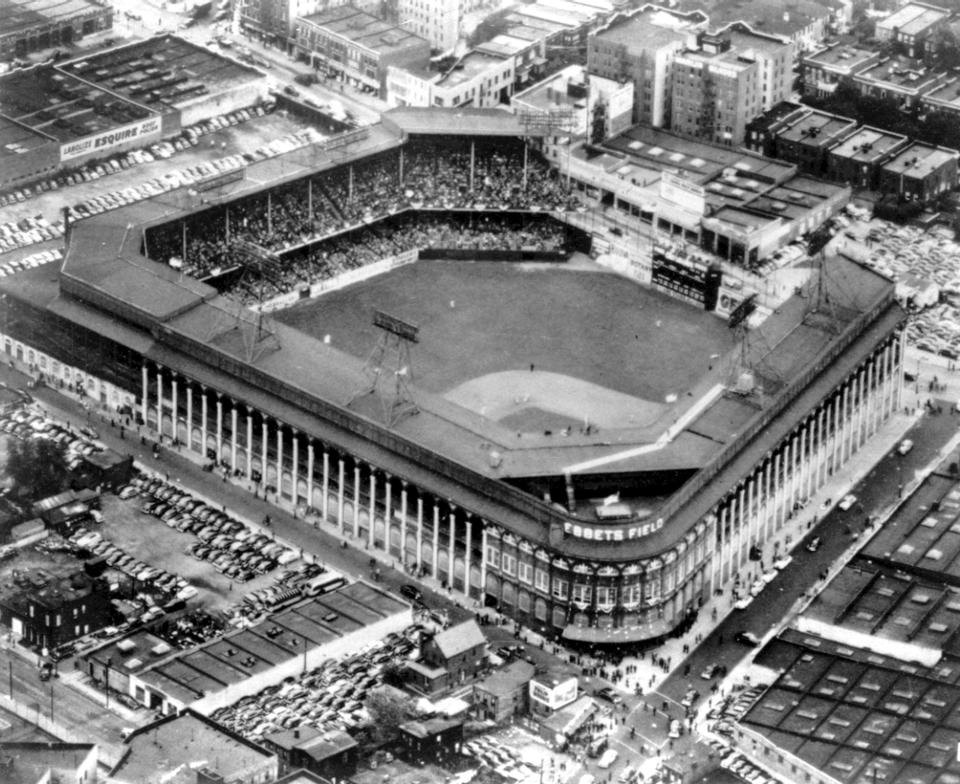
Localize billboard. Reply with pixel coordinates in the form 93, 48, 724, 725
660, 171, 706, 216
60, 116, 162, 163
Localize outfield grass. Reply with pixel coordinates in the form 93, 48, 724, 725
275, 260, 734, 403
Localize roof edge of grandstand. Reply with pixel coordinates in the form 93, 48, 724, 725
382, 107, 550, 138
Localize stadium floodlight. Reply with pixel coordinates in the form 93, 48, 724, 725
348, 310, 420, 425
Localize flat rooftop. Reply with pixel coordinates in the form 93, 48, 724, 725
511, 2, 592, 27
0, 65, 152, 142
878, 2, 949, 34
829, 126, 908, 164
298, 5, 427, 56
137, 582, 407, 704
681, 0, 830, 38
741, 629, 960, 784
0, 0, 107, 36
475, 34, 533, 58
593, 8, 695, 48
438, 50, 507, 87
803, 562, 960, 656
922, 77, 960, 110
881, 142, 958, 180
59, 35, 264, 111
513, 64, 589, 111
605, 125, 794, 185
804, 43, 878, 71
723, 28, 791, 55
0, 113, 54, 154
855, 57, 943, 91
777, 108, 856, 148
114, 710, 272, 784
861, 470, 960, 584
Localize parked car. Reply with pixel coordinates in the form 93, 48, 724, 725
806, 535, 822, 552
594, 687, 623, 705
734, 630, 760, 647
898, 439, 914, 455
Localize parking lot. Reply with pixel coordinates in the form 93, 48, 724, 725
0, 108, 318, 252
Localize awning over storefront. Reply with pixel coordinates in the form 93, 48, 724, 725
562, 617, 673, 644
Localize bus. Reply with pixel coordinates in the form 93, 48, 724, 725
304, 572, 347, 596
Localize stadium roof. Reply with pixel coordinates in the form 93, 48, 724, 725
381, 107, 548, 137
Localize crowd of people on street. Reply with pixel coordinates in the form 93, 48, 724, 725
144, 142, 579, 281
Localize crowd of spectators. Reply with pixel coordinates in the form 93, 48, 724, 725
144, 142, 578, 279
225, 213, 569, 305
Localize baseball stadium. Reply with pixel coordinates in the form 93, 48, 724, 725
0, 107, 906, 645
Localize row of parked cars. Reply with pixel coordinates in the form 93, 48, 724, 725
122, 473, 299, 582
211, 626, 418, 743
0, 214, 60, 254
462, 736, 536, 782
0, 248, 63, 278
0, 407, 102, 471
235, 561, 339, 621
69, 526, 197, 604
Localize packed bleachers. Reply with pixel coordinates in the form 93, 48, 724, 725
144, 141, 579, 279
223, 213, 569, 305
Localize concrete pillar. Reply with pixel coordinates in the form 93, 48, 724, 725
432, 503, 440, 580
246, 411, 253, 480
480, 525, 488, 600
353, 463, 361, 538
337, 457, 345, 531
261, 418, 269, 489
895, 335, 905, 410
215, 394, 223, 464
275, 424, 284, 499
322, 449, 331, 522
186, 384, 194, 452
291, 430, 299, 507
306, 442, 315, 512
230, 403, 238, 472
368, 470, 377, 549
400, 483, 408, 568
416, 496, 424, 571
465, 518, 473, 598
384, 475, 393, 553
171, 375, 179, 444
155, 366, 163, 435
735, 486, 746, 574
448, 508, 456, 586
201, 388, 208, 460
141, 364, 149, 425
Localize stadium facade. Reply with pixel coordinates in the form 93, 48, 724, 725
0, 109, 906, 645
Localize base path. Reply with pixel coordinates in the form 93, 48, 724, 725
444, 370, 668, 431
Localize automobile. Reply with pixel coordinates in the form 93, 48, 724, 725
734, 595, 753, 610
898, 439, 914, 455
597, 748, 618, 770
734, 631, 761, 647
749, 579, 765, 597
700, 663, 722, 680
681, 688, 699, 708
839, 494, 857, 511
773, 554, 793, 570
399, 584, 422, 603
668, 719, 681, 739
806, 535, 822, 552
761, 569, 778, 584
39, 662, 54, 681
594, 687, 623, 705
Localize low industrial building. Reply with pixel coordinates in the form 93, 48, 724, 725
877, 141, 959, 203
826, 126, 910, 188
0, 35, 269, 189
111, 708, 278, 784
473, 659, 535, 721
0, 570, 113, 651
292, 6, 430, 97
0, 742, 98, 784
0, 0, 112, 61
262, 725, 358, 780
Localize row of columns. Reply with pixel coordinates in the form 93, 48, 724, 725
142, 362, 488, 595
713, 334, 902, 590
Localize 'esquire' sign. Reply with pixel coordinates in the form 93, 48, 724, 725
60, 117, 162, 163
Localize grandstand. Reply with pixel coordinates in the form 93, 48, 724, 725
0, 108, 906, 645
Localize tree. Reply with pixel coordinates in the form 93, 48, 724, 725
364, 689, 416, 745
4, 438, 69, 501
